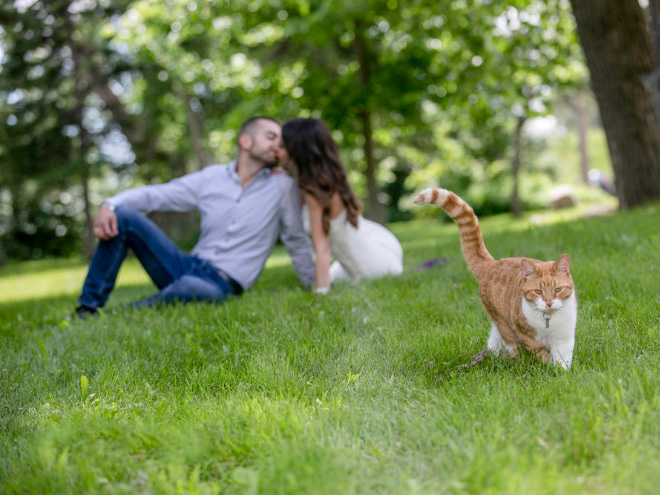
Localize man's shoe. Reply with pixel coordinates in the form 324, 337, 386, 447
75, 305, 98, 319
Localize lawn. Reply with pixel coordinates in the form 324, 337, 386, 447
1, 202, 659, 494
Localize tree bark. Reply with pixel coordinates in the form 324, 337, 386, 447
72, 45, 96, 259
355, 26, 385, 224
511, 115, 526, 218
646, 0, 660, 128
575, 92, 591, 184
570, 0, 660, 209
80, 159, 95, 260
359, 109, 384, 224
184, 94, 215, 170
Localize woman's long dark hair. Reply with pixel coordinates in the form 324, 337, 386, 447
282, 118, 361, 234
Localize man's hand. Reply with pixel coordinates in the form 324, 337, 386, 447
93, 206, 118, 240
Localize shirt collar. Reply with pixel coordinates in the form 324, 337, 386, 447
227, 160, 239, 178
255, 167, 271, 179
228, 160, 272, 179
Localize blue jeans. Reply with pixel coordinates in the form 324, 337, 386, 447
77, 206, 239, 309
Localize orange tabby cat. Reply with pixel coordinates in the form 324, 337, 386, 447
414, 188, 577, 369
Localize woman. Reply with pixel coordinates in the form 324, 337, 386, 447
280, 118, 403, 294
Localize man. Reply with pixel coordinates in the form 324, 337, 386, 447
75, 117, 315, 317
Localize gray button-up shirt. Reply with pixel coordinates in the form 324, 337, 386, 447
105, 161, 315, 290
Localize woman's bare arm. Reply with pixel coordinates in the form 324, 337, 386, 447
304, 193, 331, 291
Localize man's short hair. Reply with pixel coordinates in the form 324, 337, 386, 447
238, 116, 280, 139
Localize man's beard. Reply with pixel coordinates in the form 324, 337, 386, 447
250, 150, 278, 169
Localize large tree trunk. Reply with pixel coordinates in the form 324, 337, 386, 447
570, 0, 660, 209
511, 115, 526, 218
646, 0, 660, 127
355, 26, 385, 224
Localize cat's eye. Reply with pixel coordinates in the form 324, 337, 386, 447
534, 290, 542, 295
554, 288, 562, 294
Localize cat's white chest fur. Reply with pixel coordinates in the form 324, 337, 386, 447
521, 292, 577, 369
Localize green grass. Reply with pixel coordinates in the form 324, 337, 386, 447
2, 204, 660, 494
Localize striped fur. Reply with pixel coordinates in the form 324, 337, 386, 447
413, 188, 493, 275
414, 188, 577, 369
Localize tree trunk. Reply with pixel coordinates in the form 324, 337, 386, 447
72, 45, 96, 259
646, 0, 660, 128
355, 26, 385, 224
575, 92, 591, 184
80, 163, 95, 259
511, 115, 527, 218
570, 0, 660, 209
359, 109, 384, 224
184, 94, 215, 170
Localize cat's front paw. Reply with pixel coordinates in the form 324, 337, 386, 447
487, 334, 517, 357
551, 357, 571, 370
550, 344, 574, 369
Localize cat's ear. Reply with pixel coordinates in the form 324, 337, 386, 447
521, 259, 537, 278
553, 254, 571, 276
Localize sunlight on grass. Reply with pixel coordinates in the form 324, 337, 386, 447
494, 199, 618, 232
390, 200, 618, 247
0, 258, 151, 303
264, 248, 295, 268
0, 248, 295, 305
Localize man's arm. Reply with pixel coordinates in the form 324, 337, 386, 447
104, 168, 209, 213
279, 180, 316, 289
92, 168, 212, 240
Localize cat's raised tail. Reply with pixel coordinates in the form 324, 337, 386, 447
414, 188, 494, 275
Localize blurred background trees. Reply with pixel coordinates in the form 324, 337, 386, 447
0, 0, 657, 262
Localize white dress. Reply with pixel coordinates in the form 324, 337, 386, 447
304, 206, 403, 283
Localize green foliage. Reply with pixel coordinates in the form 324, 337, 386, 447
1, 0, 587, 257
253, 0, 585, 216
4, 194, 81, 260
1, 204, 660, 493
